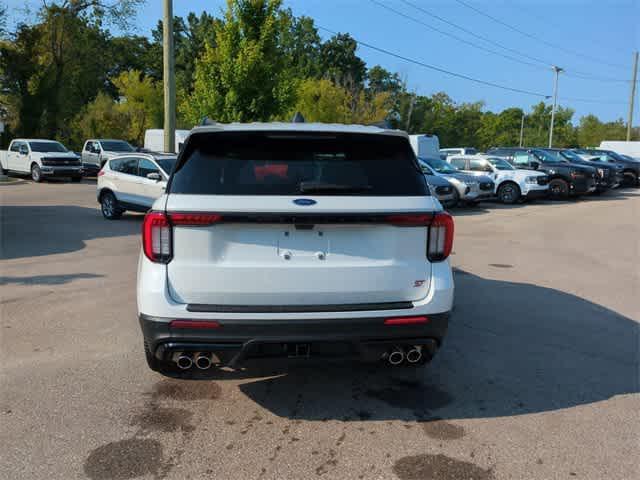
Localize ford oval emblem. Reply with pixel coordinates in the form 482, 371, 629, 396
293, 198, 316, 206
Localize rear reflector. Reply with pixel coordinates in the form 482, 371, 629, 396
384, 316, 429, 325
97, 170, 105, 177
169, 320, 221, 329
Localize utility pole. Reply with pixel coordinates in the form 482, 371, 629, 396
519, 112, 525, 147
163, 0, 176, 154
548, 66, 563, 148
626, 51, 638, 141
405, 93, 416, 132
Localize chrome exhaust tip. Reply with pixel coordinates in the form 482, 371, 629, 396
406, 346, 423, 364
195, 352, 213, 370
388, 347, 405, 366
174, 352, 193, 370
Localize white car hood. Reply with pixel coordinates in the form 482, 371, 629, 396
497, 169, 546, 181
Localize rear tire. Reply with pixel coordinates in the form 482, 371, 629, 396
497, 182, 520, 204
449, 188, 460, 208
31, 164, 43, 183
548, 178, 569, 199
100, 191, 123, 220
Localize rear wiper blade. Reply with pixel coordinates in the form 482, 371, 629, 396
298, 182, 372, 193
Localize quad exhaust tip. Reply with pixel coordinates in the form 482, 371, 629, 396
406, 346, 423, 364
387, 347, 405, 366
174, 352, 193, 370
195, 352, 213, 370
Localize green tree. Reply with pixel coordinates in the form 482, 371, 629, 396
524, 102, 576, 147
289, 78, 350, 123
112, 70, 163, 145
320, 33, 366, 89
478, 107, 524, 149
281, 13, 322, 79
70, 91, 129, 146
0, 1, 144, 141
183, 0, 295, 124
577, 114, 627, 147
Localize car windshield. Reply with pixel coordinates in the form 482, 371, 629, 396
560, 150, 584, 162
101, 141, 134, 152
487, 157, 514, 170
531, 149, 558, 163
156, 156, 177, 174
420, 156, 459, 174
29, 141, 68, 153
598, 150, 625, 162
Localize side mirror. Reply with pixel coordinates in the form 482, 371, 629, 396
531, 161, 540, 170
147, 172, 162, 181
19, 146, 28, 155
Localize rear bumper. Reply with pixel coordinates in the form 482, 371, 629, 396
140, 312, 450, 366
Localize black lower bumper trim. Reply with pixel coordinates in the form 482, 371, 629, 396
140, 312, 449, 366
186, 301, 413, 313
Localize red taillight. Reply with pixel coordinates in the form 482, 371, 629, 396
142, 212, 171, 263
97, 170, 105, 177
385, 214, 432, 226
427, 212, 454, 262
384, 316, 429, 325
169, 320, 221, 329
142, 212, 223, 263
169, 213, 223, 225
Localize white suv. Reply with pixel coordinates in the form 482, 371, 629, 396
97, 152, 177, 219
137, 122, 455, 376
449, 155, 549, 204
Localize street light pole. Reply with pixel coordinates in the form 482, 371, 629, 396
626, 51, 638, 141
548, 66, 563, 148
163, 0, 176, 154
519, 112, 525, 147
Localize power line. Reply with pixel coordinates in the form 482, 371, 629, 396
399, 0, 633, 84
368, 0, 545, 71
452, 0, 628, 71
397, 0, 548, 67
317, 26, 550, 98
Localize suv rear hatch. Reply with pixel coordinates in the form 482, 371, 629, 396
161, 130, 443, 310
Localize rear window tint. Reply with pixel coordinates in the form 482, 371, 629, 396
169, 132, 428, 196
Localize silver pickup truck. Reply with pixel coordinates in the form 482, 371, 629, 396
81, 139, 135, 174
0, 139, 82, 182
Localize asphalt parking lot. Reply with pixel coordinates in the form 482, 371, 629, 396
1, 180, 638, 480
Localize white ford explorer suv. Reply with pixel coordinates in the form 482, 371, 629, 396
137, 121, 455, 376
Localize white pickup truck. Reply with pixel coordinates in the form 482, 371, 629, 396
0, 139, 82, 182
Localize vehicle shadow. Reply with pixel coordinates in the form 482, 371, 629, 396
0, 273, 104, 286
224, 269, 639, 422
0, 205, 140, 260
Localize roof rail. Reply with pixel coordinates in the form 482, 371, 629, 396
291, 112, 305, 123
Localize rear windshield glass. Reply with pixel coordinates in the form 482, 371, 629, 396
101, 141, 134, 152
169, 132, 428, 196
156, 156, 177, 174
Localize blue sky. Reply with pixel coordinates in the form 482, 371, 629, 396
5, 0, 639, 124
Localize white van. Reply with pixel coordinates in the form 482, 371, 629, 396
144, 129, 190, 154
409, 134, 440, 159
598, 141, 640, 159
